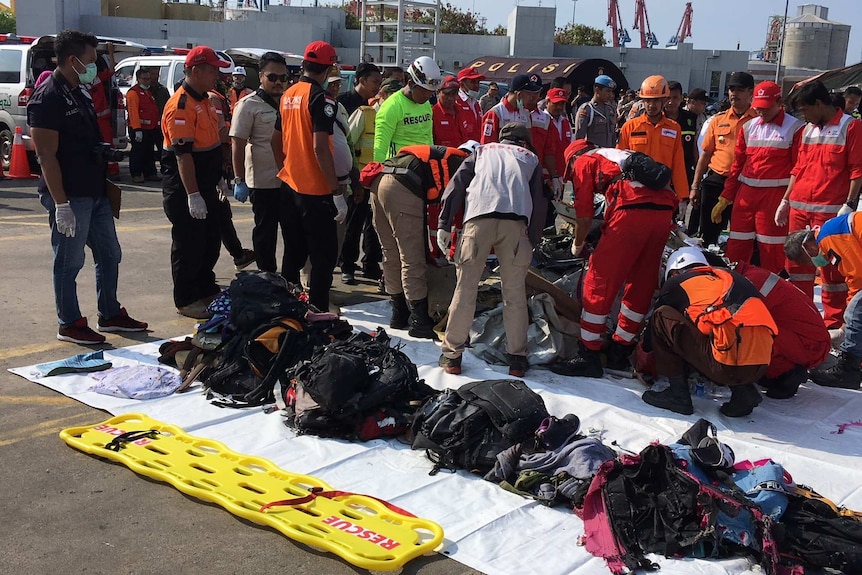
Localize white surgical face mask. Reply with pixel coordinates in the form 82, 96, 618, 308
466, 89, 480, 100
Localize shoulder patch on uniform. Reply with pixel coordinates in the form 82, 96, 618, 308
178, 93, 187, 110
483, 123, 493, 137
324, 103, 335, 117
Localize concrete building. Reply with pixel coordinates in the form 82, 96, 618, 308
781, 4, 850, 71
18, 0, 747, 93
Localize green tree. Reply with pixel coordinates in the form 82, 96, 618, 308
0, 13, 15, 34
412, 3, 481, 35
489, 25, 507, 36
554, 23, 606, 46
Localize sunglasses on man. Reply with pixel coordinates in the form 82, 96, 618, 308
264, 73, 289, 83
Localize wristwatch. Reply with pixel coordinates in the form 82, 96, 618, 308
232, 177, 244, 185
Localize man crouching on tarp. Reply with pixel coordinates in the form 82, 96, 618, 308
642, 247, 778, 417
436, 123, 546, 378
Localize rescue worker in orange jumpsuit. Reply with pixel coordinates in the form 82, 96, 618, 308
228, 67, 254, 114
125, 67, 161, 183
710, 81, 804, 273
736, 261, 830, 398
617, 75, 689, 203
550, 140, 677, 378
775, 80, 862, 332
691, 72, 758, 247
785, 216, 862, 390
642, 248, 777, 417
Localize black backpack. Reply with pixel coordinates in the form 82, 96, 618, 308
619, 151, 672, 190
777, 487, 862, 573
228, 271, 309, 334
287, 330, 436, 440
410, 379, 549, 475
203, 316, 351, 408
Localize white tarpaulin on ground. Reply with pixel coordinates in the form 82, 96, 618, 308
9, 300, 862, 575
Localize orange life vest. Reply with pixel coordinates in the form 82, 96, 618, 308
386, 145, 469, 203
679, 267, 778, 367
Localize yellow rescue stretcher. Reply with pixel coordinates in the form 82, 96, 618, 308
60, 413, 444, 571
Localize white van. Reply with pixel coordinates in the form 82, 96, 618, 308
115, 49, 236, 97
0, 33, 146, 170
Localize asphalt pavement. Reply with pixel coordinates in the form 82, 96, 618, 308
0, 172, 479, 575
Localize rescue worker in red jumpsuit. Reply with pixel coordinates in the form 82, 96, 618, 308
774, 80, 862, 331
481, 74, 561, 200
86, 44, 117, 175
550, 139, 678, 378
432, 75, 466, 147
454, 67, 484, 142
711, 81, 804, 274
736, 261, 830, 398
546, 88, 573, 166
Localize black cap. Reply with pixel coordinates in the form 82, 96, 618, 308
687, 87, 709, 101
500, 122, 532, 145
511, 74, 542, 92
727, 72, 754, 89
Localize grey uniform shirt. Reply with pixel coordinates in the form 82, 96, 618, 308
575, 100, 618, 148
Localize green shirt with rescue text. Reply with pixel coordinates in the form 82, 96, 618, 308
373, 90, 434, 162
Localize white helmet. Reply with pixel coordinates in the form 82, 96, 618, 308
665, 247, 708, 280
406, 56, 443, 91
233, 66, 247, 76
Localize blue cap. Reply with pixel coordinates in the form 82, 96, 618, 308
595, 75, 617, 89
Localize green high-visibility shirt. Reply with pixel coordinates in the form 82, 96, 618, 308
373, 90, 433, 162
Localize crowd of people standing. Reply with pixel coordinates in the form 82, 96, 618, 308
27, 30, 862, 419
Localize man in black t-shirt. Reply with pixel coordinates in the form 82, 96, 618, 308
28, 30, 147, 345
665, 81, 700, 230
337, 62, 382, 116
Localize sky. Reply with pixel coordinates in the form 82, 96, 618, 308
460, 0, 862, 66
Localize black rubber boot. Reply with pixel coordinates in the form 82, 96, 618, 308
809, 352, 862, 389
720, 384, 762, 417
604, 341, 635, 377
389, 293, 410, 329
408, 298, 438, 340
760, 364, 807, 399
550, 345, 603, 378
642, 375, 694, 415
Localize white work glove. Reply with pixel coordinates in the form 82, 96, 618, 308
571, 242, 585, 257
187, 192, 208, 219
838, 203, 854, 217
774, 199, 790, 227
134, 130, 143, 143
54, 201, 76, 238
437, 228, 451, 254
551, 177, 564, 201
333, 193, 348, 224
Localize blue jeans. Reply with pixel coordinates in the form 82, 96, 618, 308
841, 289, 862, 359
40, 193, 122, 326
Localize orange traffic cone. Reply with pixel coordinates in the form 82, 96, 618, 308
9, 126, 36, 179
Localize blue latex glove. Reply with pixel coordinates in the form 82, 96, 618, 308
233, 181, 250, 203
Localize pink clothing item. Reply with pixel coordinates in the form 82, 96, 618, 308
36, 70, 53, 87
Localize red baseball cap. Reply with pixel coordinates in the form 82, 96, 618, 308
304, 41, 337, 66
752, 81, 782, 108
457, 67, 485, 82
546, 88, 568, 104
185, 46, 231, 69
440, 75, 460, 92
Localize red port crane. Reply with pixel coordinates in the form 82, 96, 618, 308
667, 2, 694, 47
632, 0, 659, 48
607, 0, 631, 47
